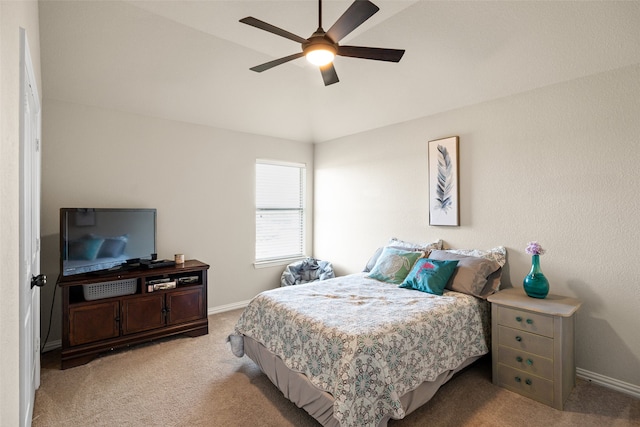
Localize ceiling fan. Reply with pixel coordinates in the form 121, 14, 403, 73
240, 0, 405, 86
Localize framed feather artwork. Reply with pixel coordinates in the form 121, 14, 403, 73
428, 136, 459, 226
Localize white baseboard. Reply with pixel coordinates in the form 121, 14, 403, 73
577, 367, 640, 399
208, 300, 251, 315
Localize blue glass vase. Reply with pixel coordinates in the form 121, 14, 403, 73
523, 254, 549, 299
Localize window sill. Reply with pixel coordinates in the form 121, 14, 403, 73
254, 256, 306, 269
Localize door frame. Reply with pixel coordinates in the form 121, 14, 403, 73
19, 27, 42, 427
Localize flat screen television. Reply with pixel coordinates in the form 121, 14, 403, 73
60, 208, 156, 277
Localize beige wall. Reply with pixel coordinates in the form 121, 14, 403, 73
40, 99, 314, 345
314, 65, 640, 389
0, 1, 41, 424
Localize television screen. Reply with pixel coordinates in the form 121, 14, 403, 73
60, 208, 156, 276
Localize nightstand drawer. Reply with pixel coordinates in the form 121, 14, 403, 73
498, 306, 554, 337
498, 345, 553, 380
498, 325, 554, 359
497, 364, 554, 406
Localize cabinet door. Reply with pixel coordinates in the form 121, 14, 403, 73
121, 294, 165, 335
69, 301, 120, 346
166, 287, 204, 325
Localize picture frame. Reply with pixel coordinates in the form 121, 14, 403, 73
428, 136, 459, 226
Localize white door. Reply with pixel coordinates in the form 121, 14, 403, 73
19, 28, 43, 427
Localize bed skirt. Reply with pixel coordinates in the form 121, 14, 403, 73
243, 335, 480, 427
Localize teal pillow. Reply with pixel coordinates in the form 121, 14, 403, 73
367, 247, 423, 284
400, 258, 459, 295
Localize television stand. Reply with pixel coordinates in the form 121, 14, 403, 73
57, 259, 209, 369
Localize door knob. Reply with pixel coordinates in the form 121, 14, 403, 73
31, 274, 47, 289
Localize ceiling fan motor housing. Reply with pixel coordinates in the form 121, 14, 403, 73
302, 30, 338, 57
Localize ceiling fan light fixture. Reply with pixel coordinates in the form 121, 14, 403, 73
241, 0, 405, 85
305, 46, 336, 66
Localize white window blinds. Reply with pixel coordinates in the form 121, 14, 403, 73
255, 161, 306, 262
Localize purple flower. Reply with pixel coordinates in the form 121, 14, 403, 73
525, 241, 545, 256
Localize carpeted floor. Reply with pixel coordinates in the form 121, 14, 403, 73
33, 309, 640, 426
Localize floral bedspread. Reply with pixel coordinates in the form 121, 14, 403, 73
233, 273, 490, 427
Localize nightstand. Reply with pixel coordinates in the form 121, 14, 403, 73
487, 288, 582, 410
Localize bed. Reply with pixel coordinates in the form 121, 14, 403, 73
229, 241, 506, 427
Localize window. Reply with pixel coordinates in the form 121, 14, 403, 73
255, 160, 306, 264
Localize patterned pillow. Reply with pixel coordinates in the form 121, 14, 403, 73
388, 237, 444, 252
399, 258, 459, 295
444, 246, 507, 267
367, 247, 423, 284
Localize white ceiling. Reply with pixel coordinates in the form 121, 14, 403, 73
39, 0, 640, 143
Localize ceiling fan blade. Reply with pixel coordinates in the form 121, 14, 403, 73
320, 63, 339, 86
240, 17, 308, 44
337, 45, 405, 62
326, 0, 379, 43
250, 52, 305, 73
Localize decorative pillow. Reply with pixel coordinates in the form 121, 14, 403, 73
367, 247, 423, 284
363, 238, 443, 272
400, 258, 459, 295
444, 246, 507, 267
388, 237, 443, 252
428, 250, 502, 298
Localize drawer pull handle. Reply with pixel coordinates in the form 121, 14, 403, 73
526, 318, 534, 324
515, 336, 522, 342
525, 379, 532, 385
516, 356, 534, 366
516, 316, 522, 322
515, 376, 521, 383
